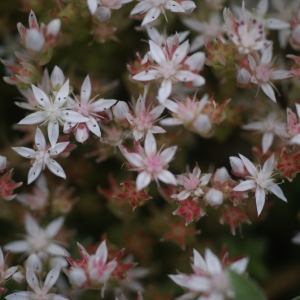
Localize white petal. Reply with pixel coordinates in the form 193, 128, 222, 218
181, 18, 203, 32
175, 70, 205, 86
149, 105, 164, 120
50, 142, 69, 155
256, 0, 268, 16
238, 154, 258, 177
95, 6, 111, 22
262, 132, 273, 154
136, 171, 152, 191
204, 248, 222, 274
149, 40, 166, 65
163, 99, 178, 113
181, 0, 196, 13
46, 159, 66, 179
86, 117, 101, 137
96, 240, 108, 263
185, 275, 210, 292
266, 18, 290, 30
11, 147, 35, 159
26, 254, 42, 274
205, 188, 223, 206
80, 75, 91, 103
142, 7, 161, 26
35, 127, 46, 151
46, 217, 64, 238
26, 268, 39, 293
145, 132, 157, 156
61, 110, 89, 123
230, 257, 249, 274
113, 101, 129, 120
75, 124, 89, 143
237, 68, 251, 85
233, 180, 256, 192
47, 19, 61, 36
165, 0, 185, 13
290, 134, 300, 145
43, 266, 60, 292
25, 29, 45, 52
46, 243, 66, 256
48, 121, 59, 148
190, 35, 205, 52
54, 79, 69, 107
90, 99, 117, 112
267, 183, 287, 202
172, 40, 189, 65
87, 0, 98, 14
25, 213, 40, 235
123, 152, 144, 167
130, 1, 153, 15
261, 46, 272, 64
31, 84, 50, 106
18, 112, 46, 125
4, 241, 29, 253
158, 79, 172, 102
160, 118, 183, 126
262, 154, 274, 172
157, 170, 177, 186
132, 70, 158, 81
177, 190, 191, 200
6, 291, 32, 299
159, 146, 177, 164
135, 95, 146, 115
255, 187, 266, 216
150, 125, 166, 133
28, 161, 43, 184
184, 52, 205, 71
261, 83, 276, 102
193, 249, 207, 270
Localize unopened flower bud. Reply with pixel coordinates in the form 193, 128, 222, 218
68, 268, 88, 287
229, 156, 246, 177
26, 254, 42, 274
25, 29, 45, 52
205, 188, 223, 206
113, 101, 129, 121
214, 167, 229, 184
237, 68, 251, 85
47, 19, 61, 36
51, 66, 65, 90
12, 271, 25, 284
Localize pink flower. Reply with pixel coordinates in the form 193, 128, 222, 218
120, 132, 177, 191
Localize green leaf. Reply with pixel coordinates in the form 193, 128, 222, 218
227, 269, 267, 300
291, 297, 300, 300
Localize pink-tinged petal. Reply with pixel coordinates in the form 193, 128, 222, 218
158, 79, 172, 102
262, 154, 274, 173
255, 187, 265, 216
35, 127, 46, 151
136, 171, 152, 191
46, 217, 64, 238
17, 22, 26, 39
11, 147, 35, 159
132, 70, 158, 81
61, 110, 89, 123
54, 79, 69, 107
80, 76, 92, 103
160, 118, 183, 126
26, 268, 40, 293
95, 240, 108, 263
28, 10, 39, 29
165, 0, 185, 13
177, 190, 191, 200
86, 117, 101, 137
18, 112, 46, 125
261, 83, 276, 102
46, 159, 66, 179
172, 40, 189, 66
145, 132, 157, 156
233, 180, 256, 192
44, 266, 60, 292
157, 170, 177, 186
262, 132, 273, 154
204, 248, 222, 274
130, 0, 152, 15
90, 99, 117, 112
46, 243, 66, 256
28, 161, 43, 184
25, 213, 40, 235
238, 154, 258, 177
50, 142, 69, 156
267, 183, 287, 202
247, 54, 257, 72
159, 146, 177, 164
4, 241, 29, 253
87, 0, 98, 14
230, 257, 249, 274
149, 40, 166, 65
142, 7, 161, 26
31, 84, 50, 106
48, 121, 59, 148
75, 124, 89, 143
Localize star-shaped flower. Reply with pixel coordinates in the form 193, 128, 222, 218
12, 128, 69, 184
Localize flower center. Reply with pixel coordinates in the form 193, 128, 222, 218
145, 155, 162, 173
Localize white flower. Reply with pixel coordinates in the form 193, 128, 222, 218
125, 93, 165, 141
65, 75, 117, 143
18, 80, 89, 147
132, 40, 205, 102
120, 132, 177, 191
4, 213, 66, 257
130, 0, 196, 26
242, 112, 286, 153
237, 46, 291, 102
0, 247, 18, 285
5, 265, 69, 300
12, 128, 69, 184
169, 248, 248, 300
232, 154, 287, 216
